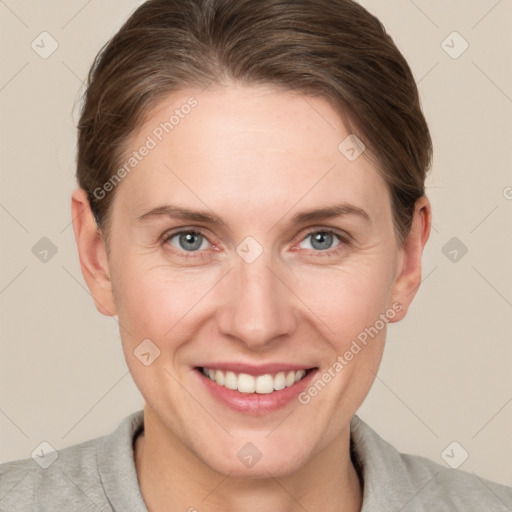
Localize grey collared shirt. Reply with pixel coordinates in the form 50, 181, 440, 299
1, 410, 511, 511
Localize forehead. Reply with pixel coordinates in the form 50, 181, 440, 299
113, 84, 391, 225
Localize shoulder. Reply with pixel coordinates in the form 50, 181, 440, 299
350, 415, 512, 512
0, 435, 109, 511
0, 410, 145, 512
400, 451, 512, 511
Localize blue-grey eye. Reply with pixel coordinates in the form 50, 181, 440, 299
168, 231, 209, 252
299, 231, 341, 251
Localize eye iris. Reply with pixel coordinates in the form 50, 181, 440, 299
311, 231, 333, 251
173, 232, 337, 252
179, 232, 203, 251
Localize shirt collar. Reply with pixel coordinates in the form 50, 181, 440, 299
98, 409, 147, 511
350, 414, 424, 511
98, 409, 415, 512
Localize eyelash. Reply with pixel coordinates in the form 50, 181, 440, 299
160, 227, 351, 261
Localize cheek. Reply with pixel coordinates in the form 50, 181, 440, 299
111, 264, 208, 407
111, 239, 396, 355
289, 256, 394, 341
112, 259, 221, 344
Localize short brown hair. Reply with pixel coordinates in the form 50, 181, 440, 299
76, 0, 432, 247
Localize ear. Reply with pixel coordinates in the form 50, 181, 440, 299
71, 187, 117, 316
387, 195, 432, 323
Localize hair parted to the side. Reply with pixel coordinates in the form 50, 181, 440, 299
76, 0, 432, 248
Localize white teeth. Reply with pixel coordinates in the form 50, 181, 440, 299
224, 371, 237, 390
255, 374, 274, 394
285, 371, 295, 387
201, 367, 310, 394
238, 373, 255, 393
274, 372, 286, 391
215, 369, 225, 386
296, 369, 306, 381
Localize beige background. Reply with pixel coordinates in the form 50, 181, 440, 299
1, 0, 511, 488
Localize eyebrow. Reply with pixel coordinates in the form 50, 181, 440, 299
136, 205, 227, 226
290, 203, 370, 224
136, 202, 371, 226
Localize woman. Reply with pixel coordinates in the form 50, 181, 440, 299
1, 0, 511, 510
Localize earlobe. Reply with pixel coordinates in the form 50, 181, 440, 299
71, 187, 117, 317
387, 195, 432, 323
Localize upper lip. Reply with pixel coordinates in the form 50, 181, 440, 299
196, 362, 317, 376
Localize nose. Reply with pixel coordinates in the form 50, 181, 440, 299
215, 251, 298, 351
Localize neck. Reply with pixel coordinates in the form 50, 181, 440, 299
134, 405, 363, 512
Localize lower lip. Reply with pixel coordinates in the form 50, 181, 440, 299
194, 367, 318, 414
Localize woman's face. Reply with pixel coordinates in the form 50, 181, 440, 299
79, 84, 428, 477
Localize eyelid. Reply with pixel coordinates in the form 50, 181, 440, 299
291, 226, 351, 253
160, 226, 213, 243
159, 226, 352, 245
159, 226, 353, 261
291, 224, 350, 244
160, 227, 218, 256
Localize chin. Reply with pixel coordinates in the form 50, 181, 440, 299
198, 439, 312, 480
209, 457, 304, 480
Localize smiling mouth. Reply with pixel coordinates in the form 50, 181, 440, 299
196, 366, 317, 394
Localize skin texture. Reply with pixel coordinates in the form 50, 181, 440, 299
71, 83, 431, 511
